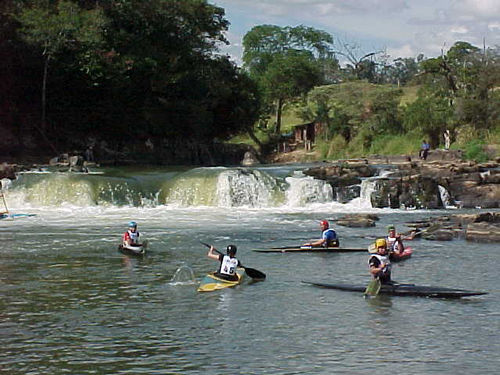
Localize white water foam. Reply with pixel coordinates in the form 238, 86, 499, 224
285, 172, 333, 206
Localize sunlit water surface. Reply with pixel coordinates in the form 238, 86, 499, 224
0, 166, 498, 374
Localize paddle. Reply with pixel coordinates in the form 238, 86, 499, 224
0, 191, 10, 216
200, 241, 266, 280
364, 278, 381, 297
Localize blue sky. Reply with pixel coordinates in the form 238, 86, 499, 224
212, 0, 500, 65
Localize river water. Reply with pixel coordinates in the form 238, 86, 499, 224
1, 165, 498, 374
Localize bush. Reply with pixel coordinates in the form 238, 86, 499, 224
317, 135, 348, 159
464, 140, 489, 162
368, 132, 422, 155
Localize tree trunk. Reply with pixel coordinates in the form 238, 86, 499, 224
275, 97, 283, 134
246, 127, 263, 153
36, 55, 58, 155
42, 56, 49, 131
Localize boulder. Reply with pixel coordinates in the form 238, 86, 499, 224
455, 184, 500, 208
0, 163, 17, 180
336, 214, 379, 227
466, 222, 500, 242
241, 151, 259, 166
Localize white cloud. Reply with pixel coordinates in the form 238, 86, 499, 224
452, 0, 500, 18
386, 44, 417, 59
450, 26, 469, 34
214, 0, 500, 64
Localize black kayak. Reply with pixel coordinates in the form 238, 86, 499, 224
253, 246, 366, 253
302, 280, 487, 298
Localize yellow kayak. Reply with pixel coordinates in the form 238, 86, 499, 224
197, 269, 244, 292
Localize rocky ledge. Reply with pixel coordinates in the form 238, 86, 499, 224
305, 158, 500, 209
406, 212, 500, 243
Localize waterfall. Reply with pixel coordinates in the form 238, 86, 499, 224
216, 169, 283, 207
438, 185, 456, 209
285, 172, 333, 206
5, 166, 393, 210
348, 179, 376, 208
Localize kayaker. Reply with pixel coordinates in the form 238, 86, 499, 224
386, 224, 416, 255
303, 220, 339, 248
369, 238, 392, 284
122, 221, 141, 247
207, 244, 241, 281
386, 225, 404, 255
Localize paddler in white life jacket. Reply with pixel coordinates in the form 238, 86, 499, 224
122, 221, 141, 247
207, 244, 241, 281
369, 238, 392, 284
386, 225, 405, 255
303, 220, 339, 248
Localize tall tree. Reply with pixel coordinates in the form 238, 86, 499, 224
16, 0, 105, 151
419, 41, 500, 133
242, 24, 337, 134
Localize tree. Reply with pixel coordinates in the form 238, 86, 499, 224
242, 24, 337, 134
17, 0, 105, 140
419, 41, 500, 133
259, 51, 322, 134
403, 93, 453, 147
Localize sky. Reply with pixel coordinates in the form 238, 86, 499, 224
212, 0, 500, 65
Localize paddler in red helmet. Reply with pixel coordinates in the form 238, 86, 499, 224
303, 220, 339, 248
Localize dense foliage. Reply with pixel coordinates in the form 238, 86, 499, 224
1, 1, 499, 164
1, 0, 259, 162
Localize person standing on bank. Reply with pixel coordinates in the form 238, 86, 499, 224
207, 244, 241, 281
444, 130, 451, 150
303, 220, 339, 248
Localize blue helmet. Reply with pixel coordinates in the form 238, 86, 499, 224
128, 221, 137, 228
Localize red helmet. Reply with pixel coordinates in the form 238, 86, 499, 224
320, 220, 329, 228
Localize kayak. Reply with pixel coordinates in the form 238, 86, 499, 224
253, 246, 366, 253
389, 247, 413, 262
198, 269, 244, 292
302, 280, 487, 298
0, 213, 36, 220
118, 244, 146, 256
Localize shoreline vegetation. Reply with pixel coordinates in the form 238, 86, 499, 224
1, 1, 498, 188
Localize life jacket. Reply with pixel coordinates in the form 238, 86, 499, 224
386, 236, 398, 251
369, 253, 392, 282
124, 230, 140, 245
322, 228, 338, 247
219, 255, 239, 277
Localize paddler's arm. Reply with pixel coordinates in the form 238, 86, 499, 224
122, 233, 131, 247
369, 257, 385, 277
207, 246, 221, 261
303, 238, 326, 247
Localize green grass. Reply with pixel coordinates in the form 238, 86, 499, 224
399, 85, 421, 106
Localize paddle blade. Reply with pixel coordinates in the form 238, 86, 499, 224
244, 267, 266, 280
364, 279, 381, 296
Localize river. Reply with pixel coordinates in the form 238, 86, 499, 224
1, 165, 498, 374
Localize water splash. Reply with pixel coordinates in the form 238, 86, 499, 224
169, 265, 196, 285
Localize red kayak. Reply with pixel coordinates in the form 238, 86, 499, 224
390, 247, 412, 262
